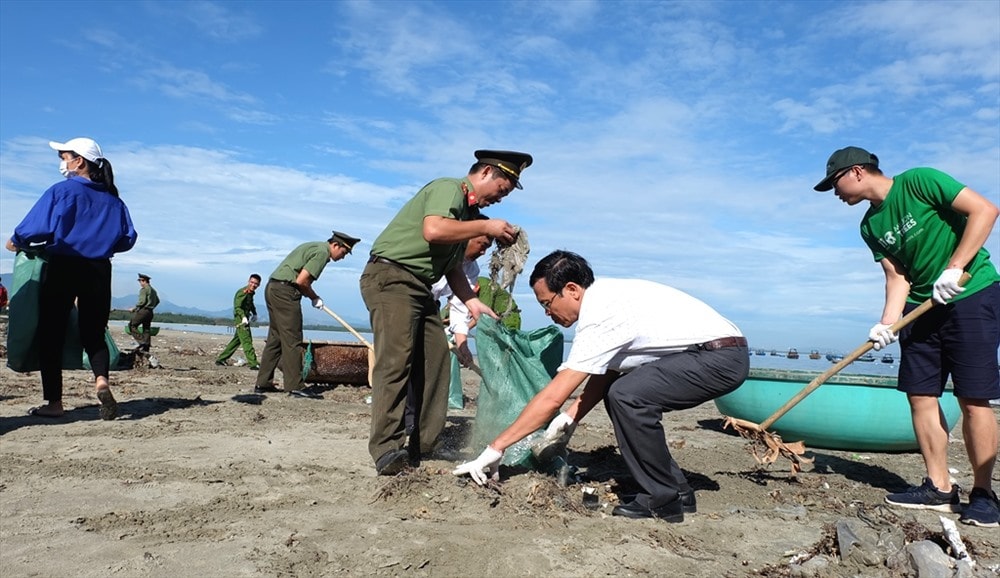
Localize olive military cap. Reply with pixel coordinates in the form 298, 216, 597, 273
474, 150, 533, 189
329, 231, 361, 253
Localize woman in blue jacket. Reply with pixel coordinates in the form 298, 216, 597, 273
6, 137, 137, 419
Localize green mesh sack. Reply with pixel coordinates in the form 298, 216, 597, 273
302, 342, 315, 381
6, 251, 83, 372
472, 315, 564, 466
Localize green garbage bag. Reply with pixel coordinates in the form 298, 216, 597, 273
82, 328, 123, 372
472, 316, 564, 466
6, 251, 83, 372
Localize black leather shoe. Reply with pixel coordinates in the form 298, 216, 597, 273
215, 360, 227, 366
289, 387, 322, 399
621, 490, 697, 514
612, 499, 683, 522
375, 449, 409, 476
679, 489, 696, 514
253, 384, 280, 394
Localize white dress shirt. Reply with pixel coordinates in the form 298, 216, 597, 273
561, 278, 743, 374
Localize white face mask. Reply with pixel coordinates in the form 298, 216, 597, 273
59, 159, 76, 178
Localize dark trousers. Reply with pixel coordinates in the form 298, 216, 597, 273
256, 281, 305, 391
360, 262, 449, 463
128, 308, 154, 351
604, 346, 749, 508
39, 256, 112, 402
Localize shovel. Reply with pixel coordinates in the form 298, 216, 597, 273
724, 273, 970, 473
320, 306, 375, 386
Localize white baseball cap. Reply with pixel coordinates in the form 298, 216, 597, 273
49, 137, 103, 163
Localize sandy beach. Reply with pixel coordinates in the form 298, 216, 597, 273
1, 326, 997, 577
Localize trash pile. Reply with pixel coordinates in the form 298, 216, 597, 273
761, 505, 997, 577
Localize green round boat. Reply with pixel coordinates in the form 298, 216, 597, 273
714, 368, 961, 452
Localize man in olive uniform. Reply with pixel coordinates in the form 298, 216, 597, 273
215, 273, 262, 369
129, 273, 159, 352
255, 231, 360, 397
361, 149, 532, 476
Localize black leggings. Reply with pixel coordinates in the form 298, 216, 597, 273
39, 256, 112, 402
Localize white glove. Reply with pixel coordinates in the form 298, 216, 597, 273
240, 316, 249, 327
311, 297, 324, 309
543, 412, 577, 442
453, 446, 503, 485
932, 268, 965, 304
868, 323, 897, 351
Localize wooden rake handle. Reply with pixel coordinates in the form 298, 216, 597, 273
757, 272, 970, 432
321, 306, 374, 352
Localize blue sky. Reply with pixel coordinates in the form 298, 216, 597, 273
1, 0, 998, 353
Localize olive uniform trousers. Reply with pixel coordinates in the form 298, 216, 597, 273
256, 280, 306, 392
360, 261, 450, 465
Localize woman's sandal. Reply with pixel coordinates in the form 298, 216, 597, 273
96, 388, 118, 421
28, 406, 64, 418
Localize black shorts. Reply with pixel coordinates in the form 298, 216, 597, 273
898, 282, 1000, 399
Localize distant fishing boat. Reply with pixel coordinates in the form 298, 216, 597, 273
769, 350, 780, 356
881, 353, 894, 364
786, 348, 799, 359
808, 350, 821, 360
826, 353, 844, 363
754, 349, 766, 356
857, 353, 876, 362
715, 368, 960, 451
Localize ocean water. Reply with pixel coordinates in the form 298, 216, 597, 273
108, 320, 374, 346
748, 350, 900, 378
118, 321, 900, 378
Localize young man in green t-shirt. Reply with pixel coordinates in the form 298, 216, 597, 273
815, 146, 1000, 527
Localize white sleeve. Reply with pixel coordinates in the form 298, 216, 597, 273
448, 296, 471, 335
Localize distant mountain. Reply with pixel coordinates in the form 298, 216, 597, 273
112, 295, 234, 320
109, 295, 369, 329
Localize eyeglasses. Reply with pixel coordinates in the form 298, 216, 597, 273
831, 166, 853, 188
539, 291, 563, 312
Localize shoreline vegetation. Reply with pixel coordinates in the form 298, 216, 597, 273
105, 310, 369, 334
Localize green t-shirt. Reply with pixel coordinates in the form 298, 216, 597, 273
370, 177, 473, 285
270, 241, 331, 283
861, 167, 1000, 303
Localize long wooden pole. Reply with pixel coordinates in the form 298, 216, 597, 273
756, 273, 969, 432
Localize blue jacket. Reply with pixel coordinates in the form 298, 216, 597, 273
12, 177, 137, 259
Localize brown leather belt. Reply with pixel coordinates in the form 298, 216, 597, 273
693, 336, 748, 351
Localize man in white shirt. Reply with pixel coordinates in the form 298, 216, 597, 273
455, 250, 749, 522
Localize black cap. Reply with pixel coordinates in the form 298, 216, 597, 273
474, 150, 533, 189
329, 231, 361, 253
138, 273, 151, 281
814, 146, 879, 191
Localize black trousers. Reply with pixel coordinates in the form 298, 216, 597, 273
604, 346, 749, 508
39, 255, 112, 402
